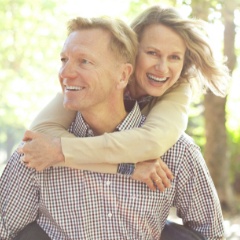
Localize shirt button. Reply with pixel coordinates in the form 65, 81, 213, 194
87, 129, 94, 136
105, 181, 111, 186
108, 212, 112, 218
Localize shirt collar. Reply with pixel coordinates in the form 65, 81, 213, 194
69, 113, 93, 138
69, 101, 144, 137
124, 88, 153, 109
116, 101, 144, 131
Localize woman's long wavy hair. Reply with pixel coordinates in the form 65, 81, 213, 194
131, 5, 231, 97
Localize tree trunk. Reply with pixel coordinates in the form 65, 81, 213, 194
204, 1, 237, 211
191, 0, 236, 211
203, 94, 233, 210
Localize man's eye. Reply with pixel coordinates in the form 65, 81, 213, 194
60, 58, 67, 63
82, 59, 91, 64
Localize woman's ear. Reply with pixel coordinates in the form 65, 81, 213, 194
117, 63, 133, 90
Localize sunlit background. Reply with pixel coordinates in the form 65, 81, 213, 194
0, 0, 240, 238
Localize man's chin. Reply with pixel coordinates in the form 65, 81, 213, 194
63, 100, 78, 111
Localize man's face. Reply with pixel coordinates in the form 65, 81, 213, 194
59, 29, 121, 112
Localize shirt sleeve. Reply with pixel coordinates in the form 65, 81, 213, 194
174, 141, 224, 239
0, 149, 39, 239
30, 82, 192, 167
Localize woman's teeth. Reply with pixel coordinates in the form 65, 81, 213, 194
147, 74, 167, 82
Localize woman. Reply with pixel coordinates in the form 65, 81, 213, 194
21, 5, 230, 189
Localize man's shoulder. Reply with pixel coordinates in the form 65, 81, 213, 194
176, 133, 198, 148
162, 133, 203, 176
163, 133, 201, 163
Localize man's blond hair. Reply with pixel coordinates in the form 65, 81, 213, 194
67, 16, 138, 69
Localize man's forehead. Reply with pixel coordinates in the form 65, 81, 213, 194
69, 29, 110, 44
62, 29, 111, 54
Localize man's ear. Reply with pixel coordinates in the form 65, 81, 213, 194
117, 63, 133, 90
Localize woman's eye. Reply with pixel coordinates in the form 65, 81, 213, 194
171, 55, 181, 60
147, 51, 157, 56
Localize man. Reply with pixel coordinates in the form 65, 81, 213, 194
0, 16, 224, 239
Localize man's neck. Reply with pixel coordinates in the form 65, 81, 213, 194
81, 101, 127, 136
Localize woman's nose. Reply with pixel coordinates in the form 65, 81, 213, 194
154, 59, 169, 74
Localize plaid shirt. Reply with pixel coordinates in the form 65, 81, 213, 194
0, 101, 224, 240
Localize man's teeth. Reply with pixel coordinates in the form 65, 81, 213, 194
66, 86, 82, 91
147, 74, 167, 82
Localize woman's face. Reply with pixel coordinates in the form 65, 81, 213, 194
132, 24, 186, 99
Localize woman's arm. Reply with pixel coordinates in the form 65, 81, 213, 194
19, 131, 171, 191
30, 93, 76, 138
30, 82, 192, 166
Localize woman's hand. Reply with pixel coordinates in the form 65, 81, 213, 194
131, 158, 174, 191
18, 130, 65, 171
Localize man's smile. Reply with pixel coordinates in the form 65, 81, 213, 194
65, 86, 84, 91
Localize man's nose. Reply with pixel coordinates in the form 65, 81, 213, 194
59, 62, 77, 79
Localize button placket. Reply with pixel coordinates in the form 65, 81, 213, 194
103, 175, 116, 220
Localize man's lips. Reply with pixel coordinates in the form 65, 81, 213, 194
65, 86, 84, 91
